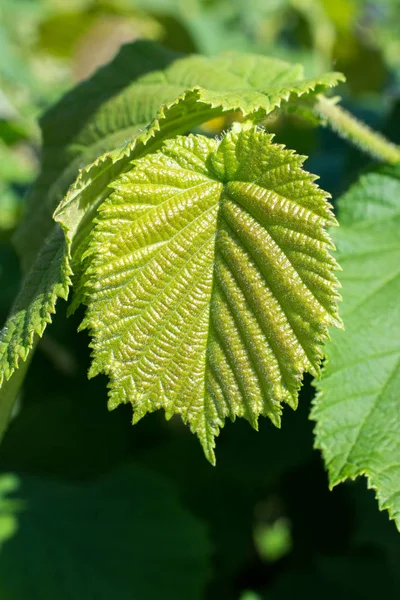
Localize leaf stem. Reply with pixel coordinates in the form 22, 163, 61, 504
315, 95, 400, 164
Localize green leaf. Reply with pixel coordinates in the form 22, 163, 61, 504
312, 166, 400, 529
80, 125, 341, 463
0, 227, 71, 436
1, 42, 180, 431
14, 41, 182, 272
51, 42, 343, 297
0, 474, 21, 552
0, 467, 210, 599
16, 40, 343, 274
1, 41, 343, 443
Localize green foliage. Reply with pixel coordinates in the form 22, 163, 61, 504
52, 41, 342, 284
0, 228, 70, 382
2, 32, 400, 515
78, 125, 340, 462
14, 41, 182, 272
2, 3, 400, 598
16, 41, 343, 273
315, 95, 400, 164
0, 475, 21, 552
0, 42, 343, 454
0, 227, 71, 437
313, 165, 400, 527
0, 467, 210, 599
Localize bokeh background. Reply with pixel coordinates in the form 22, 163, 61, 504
1, 1, 400, 598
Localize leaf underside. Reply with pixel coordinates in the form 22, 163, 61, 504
312, 166, 400, 529
79, 126, 341, 463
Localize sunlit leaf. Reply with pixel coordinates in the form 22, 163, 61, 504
80, 125, 341, 462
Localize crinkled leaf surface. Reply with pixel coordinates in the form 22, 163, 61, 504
0, 41, 344, 442
16, 40, 343, 272
81, 126, 341, 463
313, 166, 400, 528
14, 41, 182, 272
1, 42, 180, 426
53, 44, 343, 260
0, 467, 210, 599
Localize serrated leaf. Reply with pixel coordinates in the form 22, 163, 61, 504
0, 42, 182, 431
81, 125, 341, 463
0, 41, 344, 443
16, 40, 343, 274
51, 42, 344, 300
312, 166, 400, 529
0, 227, 71, 436
0, 467, 210, 599
14, 41, 182, 272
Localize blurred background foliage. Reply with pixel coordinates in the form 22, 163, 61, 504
1, 0, 400, 598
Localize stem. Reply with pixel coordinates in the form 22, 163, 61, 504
315, 95, 400, 165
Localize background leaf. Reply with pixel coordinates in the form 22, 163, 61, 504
313, 165, 400, 529
0, 227, 71, 436
0, 466, 211, 599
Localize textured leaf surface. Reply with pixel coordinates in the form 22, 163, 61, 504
0, 467, 210, 599
1, 42, 344, 441
81, 126, 341, 463
1, 42, 180, 430
0, 228, 71, 435
313, 166, 400, 528
16, 40, 343, 273
52, 41, 344, 285
14, 41, 182, 272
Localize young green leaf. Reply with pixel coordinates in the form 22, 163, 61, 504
13, 41, 182, 273
0, 42, 344, 443
0, 42, 182, 432
313, 166, 400, 529
52, 42, 344, 298
16, 40, 343, 274
80, 125, 341, 463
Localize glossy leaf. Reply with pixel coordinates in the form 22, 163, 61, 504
16, 41, 343, 273
80, 125, 341, 463
0, 41, 344, 443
